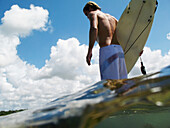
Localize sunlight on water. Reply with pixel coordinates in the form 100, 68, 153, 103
0, 66, 170, 128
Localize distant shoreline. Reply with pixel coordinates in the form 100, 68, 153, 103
0, 109, 26, 116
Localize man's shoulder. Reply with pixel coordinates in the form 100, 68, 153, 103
88, 11, 98, 19
105, 13, 118, 21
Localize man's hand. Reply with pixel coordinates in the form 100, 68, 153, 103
86, 51, 92, 66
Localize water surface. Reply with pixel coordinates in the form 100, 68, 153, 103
0, 66, 170, 128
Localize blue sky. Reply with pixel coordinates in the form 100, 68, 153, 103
1, 0, 169, 68
0, 0, 169, 110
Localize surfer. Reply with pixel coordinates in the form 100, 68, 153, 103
83, 1, 127, 80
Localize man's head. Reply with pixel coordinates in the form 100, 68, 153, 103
83, 1, 101, 16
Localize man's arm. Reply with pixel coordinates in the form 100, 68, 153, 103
86, 13, 98, 65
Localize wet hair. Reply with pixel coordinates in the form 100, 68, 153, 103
83, 1, 101, 12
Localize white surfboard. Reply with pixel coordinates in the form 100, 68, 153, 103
116, 0, 158, 73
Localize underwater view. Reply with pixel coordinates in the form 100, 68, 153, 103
0, 65, 170, 128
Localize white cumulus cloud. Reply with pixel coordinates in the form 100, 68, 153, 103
0, 4, 100, 110
167, 33, 170, 40
37, 38, 100, 82
0, 4, 49, 37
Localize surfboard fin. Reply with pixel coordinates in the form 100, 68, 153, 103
154, 0, 158, 13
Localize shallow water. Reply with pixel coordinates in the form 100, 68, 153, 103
0, 66, 170, 128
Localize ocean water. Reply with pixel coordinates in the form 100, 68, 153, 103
0, 66, 170, 128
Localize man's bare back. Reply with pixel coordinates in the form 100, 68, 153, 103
87, 10, 119, 48
96, 11, 119, 47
